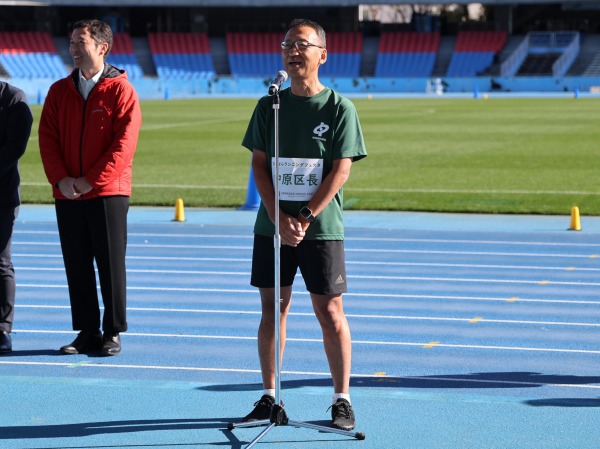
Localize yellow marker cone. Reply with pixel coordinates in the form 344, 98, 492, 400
569, 206, 581, 231
174, 198, 185, 222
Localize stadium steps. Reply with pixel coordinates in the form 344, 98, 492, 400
480, 34, 524, 76
582, 53, 600, 76
516, 53, 561, 75
566, 34, 600, 76
209, 37, 230, 75
431, 35, 455, 77
360, 36, 379, 77
53, 36, 72, 71
131, 36, 156, 76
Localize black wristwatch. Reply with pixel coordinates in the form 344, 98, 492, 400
299, 206, 316, 223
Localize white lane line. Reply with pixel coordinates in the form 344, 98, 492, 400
14, 230, 600, 249
14, 262, 600, 273
11, 241, 600, 259
350, 275, 600, 286
350, 261, 600, 272
347, 248, 599, 259
14, 283, 600, 305
1, 359, 597, 390
13, 268, 600, 287
14, 305, 600, 328
10, 329, 600, 355
1, 362, 599, 392
13, 254, 600, 272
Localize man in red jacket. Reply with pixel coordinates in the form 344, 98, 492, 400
39, 19, 142, 356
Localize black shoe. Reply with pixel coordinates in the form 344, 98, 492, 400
101, 333, 121, 356
60, 330, 102, 355
241, 395, 275, 423
0, 330, 12, 354
330, 398, 356, 431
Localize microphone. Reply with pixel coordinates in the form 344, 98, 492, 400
268, 70, 288, 95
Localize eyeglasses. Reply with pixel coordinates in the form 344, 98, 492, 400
281, 40, 324, 51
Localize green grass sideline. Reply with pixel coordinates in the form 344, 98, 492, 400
20, 97, 600, 215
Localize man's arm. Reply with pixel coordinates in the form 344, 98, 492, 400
0, 98, 32, 179
251, 149, 305, 247
297, 157, 352, 228
83, 84, 142, 189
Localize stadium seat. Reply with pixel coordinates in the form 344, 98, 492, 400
319, 32, 362, 77
149, 32, 215, 80
446, 31, 506, 77
226, 32, 281, 77
106, 33, 144, 79
375, 32, 439, 77
0, 31, 68, 79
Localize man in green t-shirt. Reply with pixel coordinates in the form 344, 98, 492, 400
237, 19, 367, 431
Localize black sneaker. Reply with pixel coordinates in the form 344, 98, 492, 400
330, 398, 356, 431
241, 395, 275, 422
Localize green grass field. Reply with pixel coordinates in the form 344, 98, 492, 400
21, 97, 600, 215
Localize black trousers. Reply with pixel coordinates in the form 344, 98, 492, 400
55, 197, 129, 334
0, 206, 17, 333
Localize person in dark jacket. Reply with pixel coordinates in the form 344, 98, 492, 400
0, 81, 33, 354
39, 19, 142, 356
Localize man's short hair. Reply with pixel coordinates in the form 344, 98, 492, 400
287, 18, 327, 49
72, 19, 113, 59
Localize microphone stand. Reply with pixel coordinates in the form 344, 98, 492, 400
228, 90, 366, 447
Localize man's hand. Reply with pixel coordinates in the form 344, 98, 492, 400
279, 211, 305, 247
57, 177, 82, 200
74, 177, 93, 195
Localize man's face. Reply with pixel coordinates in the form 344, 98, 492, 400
69, 27, 107, 75
282, 25, 327, 79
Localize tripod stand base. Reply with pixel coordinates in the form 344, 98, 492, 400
228, 404, 366, 448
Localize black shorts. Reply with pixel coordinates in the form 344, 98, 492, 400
251, 234, 347, 296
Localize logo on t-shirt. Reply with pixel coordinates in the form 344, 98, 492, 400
312, 122, 329, 141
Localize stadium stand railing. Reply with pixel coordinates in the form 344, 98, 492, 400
106, 33, 144, 79
0, 31, 68, 79
374, 32, 439, 77
148, 32, 215, 79
446, 31, 506, 77
500, 31, 579, 77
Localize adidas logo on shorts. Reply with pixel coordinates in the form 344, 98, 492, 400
335, 275, 345, 285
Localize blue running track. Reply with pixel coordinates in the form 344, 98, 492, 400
1, 205, 599, 448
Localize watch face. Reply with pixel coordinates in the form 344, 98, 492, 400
301, 207, 313, 221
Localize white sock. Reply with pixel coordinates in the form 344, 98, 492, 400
263, 389, 275, 398
332, 393, 351, 405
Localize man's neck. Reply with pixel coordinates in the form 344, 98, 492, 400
80, 64, 104, 81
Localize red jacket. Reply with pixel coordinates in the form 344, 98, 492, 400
39, 65, 142, 199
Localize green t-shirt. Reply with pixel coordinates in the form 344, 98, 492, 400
242, 87, 367, 240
